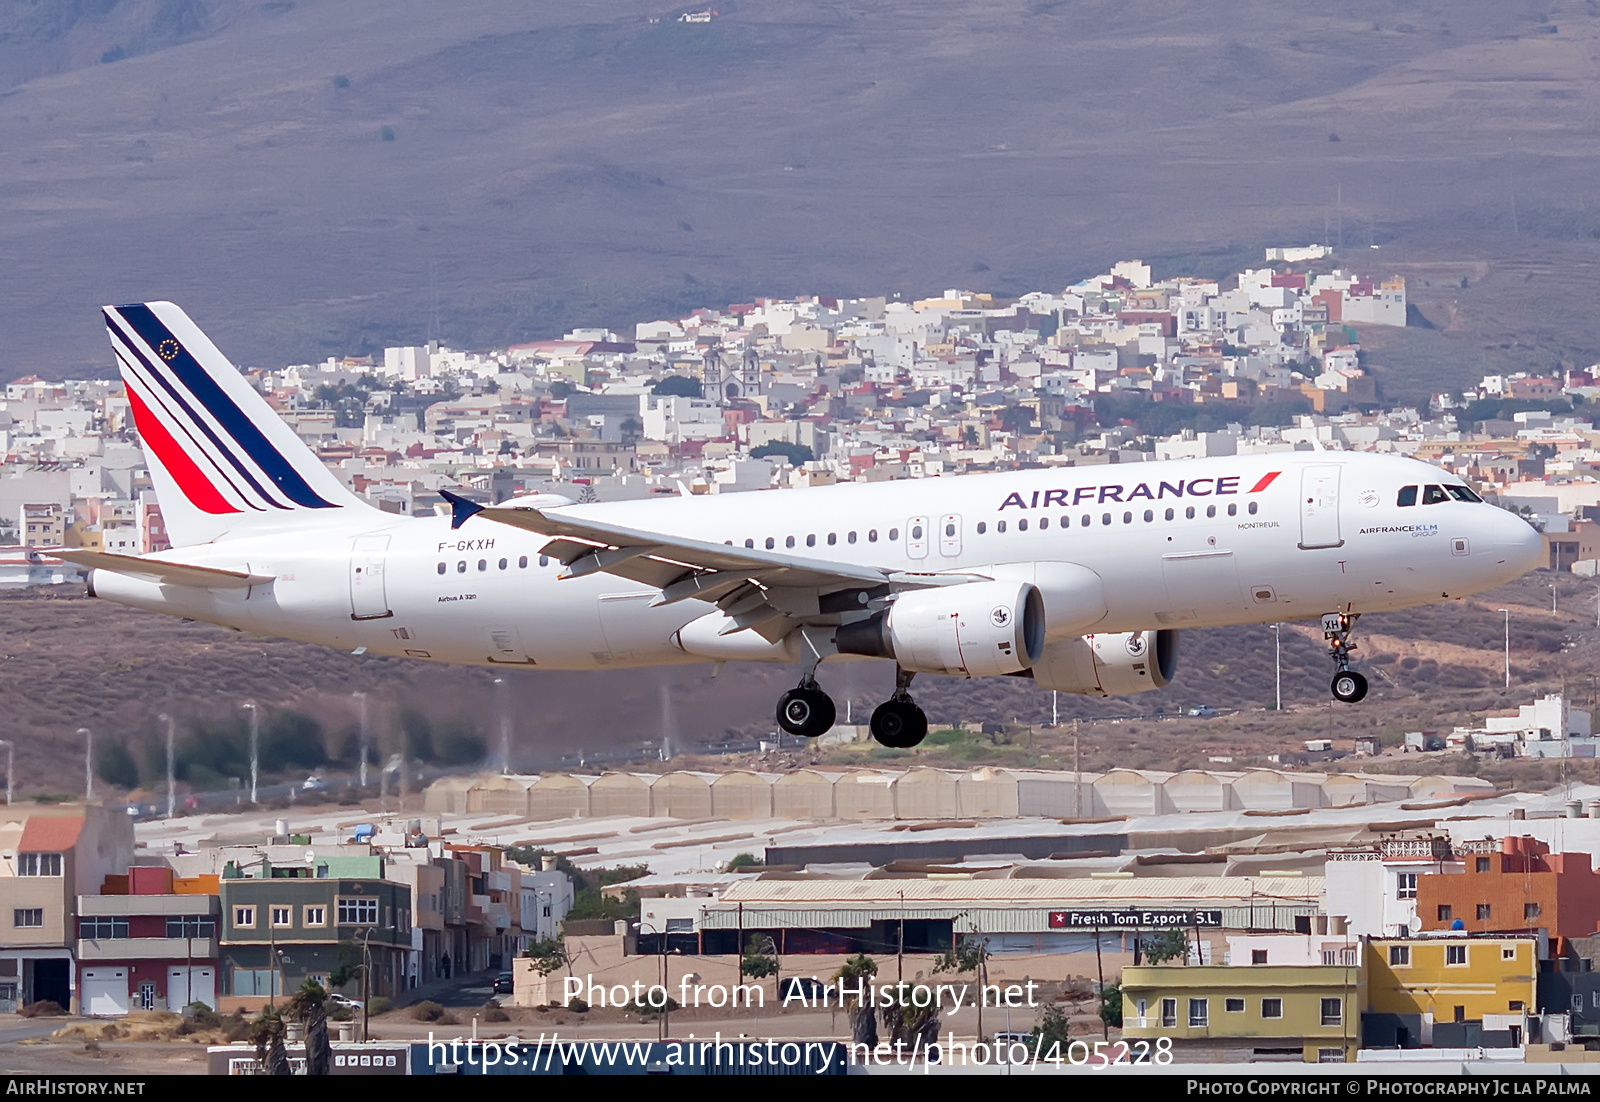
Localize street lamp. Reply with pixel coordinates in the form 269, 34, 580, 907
159, 713, 176, 820
241, 702, 259, 805
0, 739, 11, 804
353, 692, 369, 788
79, 728, 92, 801
1273, 623, 1283, 712
1498, 609, 1510, 689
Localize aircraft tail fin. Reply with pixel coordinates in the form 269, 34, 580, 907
104, 302, 372, 546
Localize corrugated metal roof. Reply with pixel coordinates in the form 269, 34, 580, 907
716, 876, 1320, 905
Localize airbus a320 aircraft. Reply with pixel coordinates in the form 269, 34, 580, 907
64, 303, 1546, 748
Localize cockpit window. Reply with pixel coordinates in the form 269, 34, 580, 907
1422, 485, 1450, 505
1445, 484, 1483, 503
1397, 486, 1417, 507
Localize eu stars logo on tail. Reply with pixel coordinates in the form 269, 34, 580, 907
104, 302, 367, 546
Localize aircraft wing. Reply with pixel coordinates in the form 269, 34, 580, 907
55, 550, 275, 590
444, 491, 985, 636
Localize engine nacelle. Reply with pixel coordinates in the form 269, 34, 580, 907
836, 580, 1045, 677
1029, 629, 1179, 697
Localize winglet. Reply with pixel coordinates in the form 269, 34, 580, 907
439, 489, 485, 530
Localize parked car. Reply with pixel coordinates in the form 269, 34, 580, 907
328, 993, 363, 1011
780, 976, 825, 1000
493, 972, 515, 995
1186, 705, 1217, 717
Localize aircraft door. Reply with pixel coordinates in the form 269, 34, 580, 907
1298, 465, 1344, 550
906, 516, 929, 559
938, 514, 962, 557
349, 534, 393, 620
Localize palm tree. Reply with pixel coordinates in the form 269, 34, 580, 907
288, 978, 332, 1075
834, 953, 878, 1047
249, 1006, 291, 1075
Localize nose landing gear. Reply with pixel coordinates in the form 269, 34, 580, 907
1323, 612, 1368, 703
870, 668, 928, 749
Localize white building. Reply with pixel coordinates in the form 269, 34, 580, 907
1324, 837, 1461, 938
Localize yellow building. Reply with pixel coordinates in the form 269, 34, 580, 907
1121, 964, 1365, 1063
1364, 937, 1537, 1049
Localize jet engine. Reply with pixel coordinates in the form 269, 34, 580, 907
1027, 630, 1178, 696
836, 579, 1045, 677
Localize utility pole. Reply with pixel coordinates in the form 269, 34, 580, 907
1094, 923, 1107, 1040
160, 713, 175, 819
0, 740, 12, 805
79, 728, 92, 801
1052, 690, 1058, 727
897, 889, 905, 983
242, 702, 259, 804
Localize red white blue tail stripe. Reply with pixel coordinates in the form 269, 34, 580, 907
105, 303, 341, 515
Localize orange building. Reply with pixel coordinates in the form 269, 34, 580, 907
1416, 837, 1600, 945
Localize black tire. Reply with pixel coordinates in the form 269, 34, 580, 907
1331, 671, 1368, 704
870, 700, 929, 748
776, 686, 836, 738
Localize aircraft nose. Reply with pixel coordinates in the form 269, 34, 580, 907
1492, 507, 1546, 578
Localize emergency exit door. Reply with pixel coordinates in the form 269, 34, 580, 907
1298, 465, 1344, 550
349, 534, 393, 620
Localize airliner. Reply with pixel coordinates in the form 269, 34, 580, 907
64, 303, 1547, 748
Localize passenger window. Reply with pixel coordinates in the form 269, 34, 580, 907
478, 559, 487, 571
888, 528, 899, 540
997, 521, 1007, 533
1422, 485, 1449, 505
457, 561, 466, 573
1080, 514, 1090, 527
1185, 506, 1196, 519
1018, 519, 1029, 532
1446, 485, 1482, 503
1206, 505, 1216, 518
848, 531, 857, 544
1144, 510, 1153, 522
976, 522, 986, 534
1397, 485, 1418, 507
913, 525, 924, 539
806, 534, 816, 547
436, 562, 446, 575
1038, 517, 1049, 530
868, 529, 879, 542
1101, 513, 1111, 525
828, 533, 837, 545
785, 536, 796, 548
945, 523, 956, 536
1165, 508, 1175, 521
538, 555, 548, 567
1123, 511, 1132, 524
1227, 503, 1237, 517
1060, 515, 1069, 528
519, 556, 528, 569
765, 537, 776, 549
498, 558, 507, 570
744, 539, 754, 548
1248, 502, 1258, 515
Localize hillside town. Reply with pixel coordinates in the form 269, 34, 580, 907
2, 246, 1596, 582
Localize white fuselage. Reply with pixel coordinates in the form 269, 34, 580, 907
88, 451, 1545, 673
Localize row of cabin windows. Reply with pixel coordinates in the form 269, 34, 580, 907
732, 501, 1264, 549
1397, 483, 1484, 506
436, 555, 552, 575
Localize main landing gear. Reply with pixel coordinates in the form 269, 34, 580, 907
774, 666, 929, 749
870, 668, 928, 749
1323, 612, 1369, 704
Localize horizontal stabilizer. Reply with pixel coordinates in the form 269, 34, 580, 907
57, 550, 274, 590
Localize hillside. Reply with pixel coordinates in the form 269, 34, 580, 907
2, 568, 1591, 796
3, 0, 1599, 386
